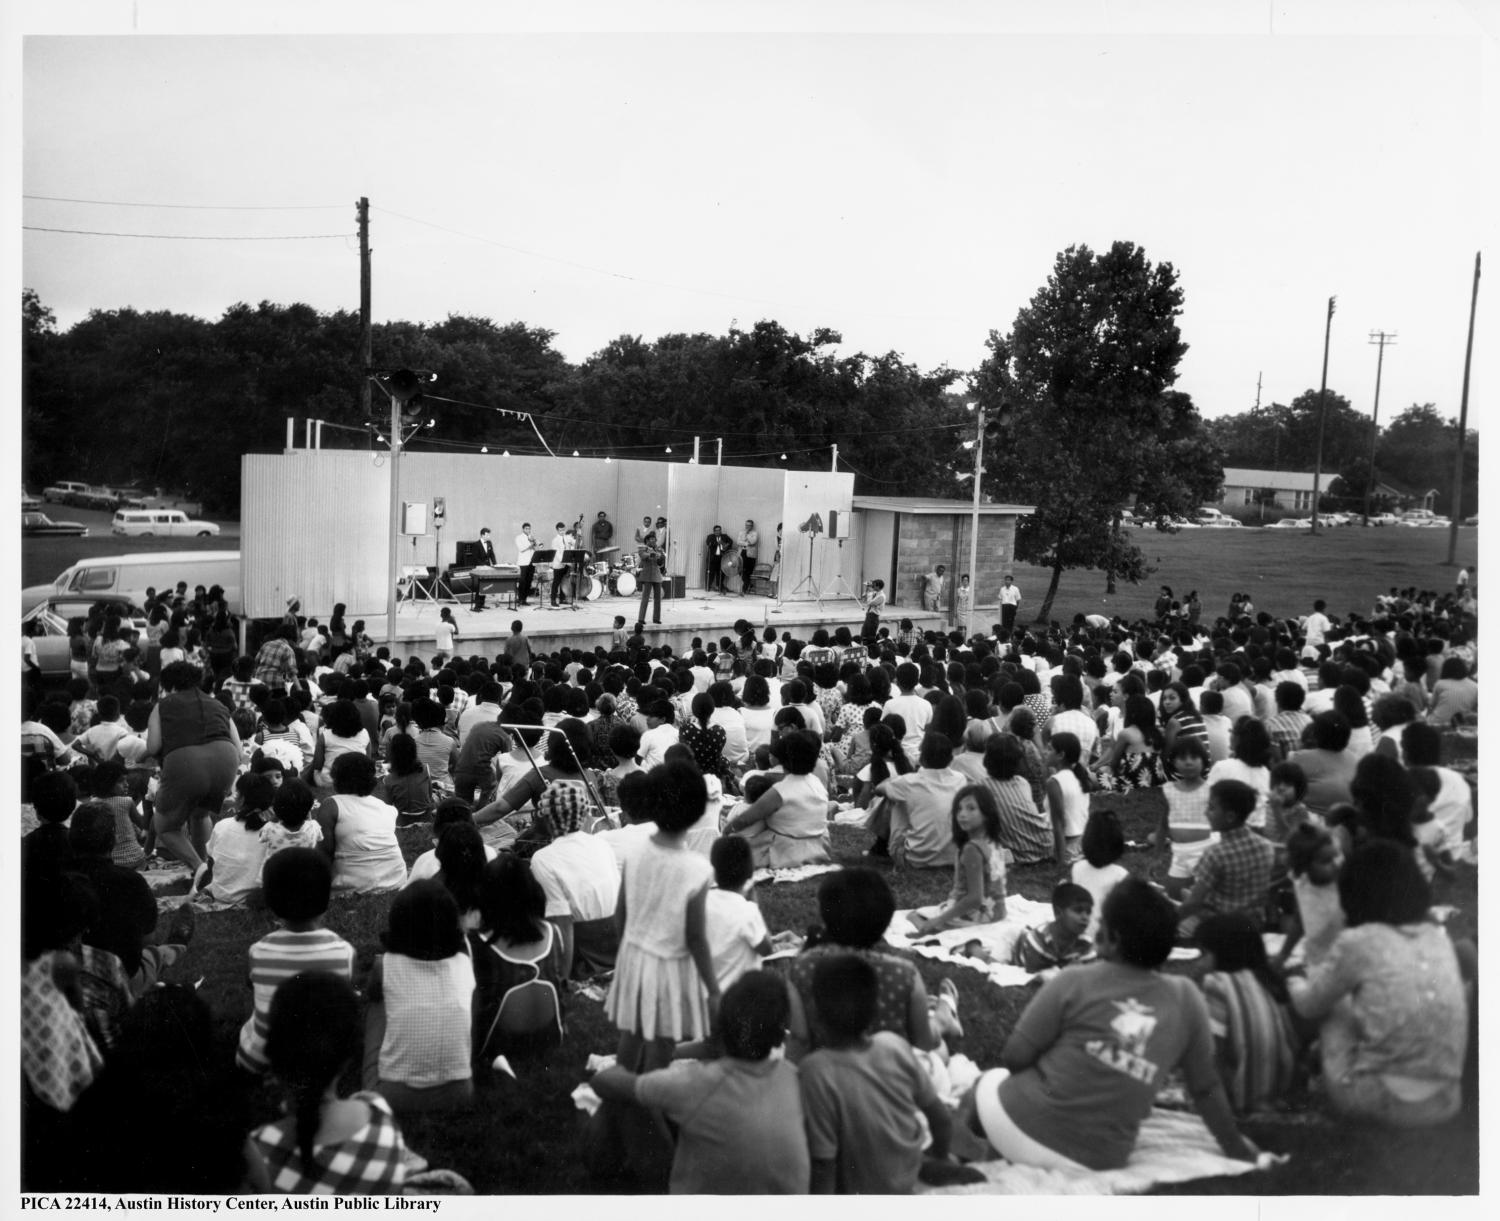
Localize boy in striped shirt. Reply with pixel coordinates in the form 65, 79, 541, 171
236, 848, 355, 1073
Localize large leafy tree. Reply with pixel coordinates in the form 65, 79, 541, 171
976, 241, 1222, 621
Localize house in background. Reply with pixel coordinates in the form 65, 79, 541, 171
1218, 468, 1320, 513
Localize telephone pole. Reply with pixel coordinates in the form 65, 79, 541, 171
1362, 330, 1395, 525
1447, 252, 1480, 565
358, 197, 372, 422
1310, 296, 1336, 535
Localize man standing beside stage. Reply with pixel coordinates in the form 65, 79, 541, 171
705, 525, 731, 593
738, 519, 759, 595
922, 564, 947, 612
591, 511, 614, 559
478, 528, 498, 566
514, 523, 537, 606
999, 573, 1022, 634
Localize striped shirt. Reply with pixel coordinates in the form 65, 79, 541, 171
237, 928, 356, 1072
1201, 970, 1299, 1115
1264, 710, 1311, 761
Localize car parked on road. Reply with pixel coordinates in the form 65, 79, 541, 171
21, 594, 158, 681
1266, 517, 1311, 530
1366, 512, 1399, 527
21, 488, 41, 510
43, 480, 91, 505
22, 511, 88, 537
112, 509, 221, 537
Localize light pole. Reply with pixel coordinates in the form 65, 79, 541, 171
964, 400, 1006, 627
372, 368, 434, 648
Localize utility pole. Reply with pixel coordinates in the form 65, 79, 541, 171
1447, 252, 1480, 565
1362, 330, 1396, 525
358, 197, 372, 422
1310, 296, 1336, 535
1253, 371, 1262, 411
830, 444, 838, 473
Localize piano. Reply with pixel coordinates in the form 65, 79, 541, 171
445, 563, 521, 609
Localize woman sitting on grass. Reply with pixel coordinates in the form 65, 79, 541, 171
1094, 694, 1167, 792
373, 732, 434, 824
1287, 839, 1469, 1127
314, 753, 407, 893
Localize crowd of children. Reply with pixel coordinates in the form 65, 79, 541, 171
19, 577, 1478, 1193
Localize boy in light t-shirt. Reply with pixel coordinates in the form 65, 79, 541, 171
704, 836, 772, 993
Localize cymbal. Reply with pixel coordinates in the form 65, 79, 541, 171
595, 545, 621, 556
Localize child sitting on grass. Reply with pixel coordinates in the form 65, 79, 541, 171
1177, 779, 1278, 938
1194, 913, 1300, 1116
89, 760, 146, 871
24, 768, 79, 875
236, 849, 356, 1074
374, 732, 434, 825
252, 972, 410, 1193
1070, 808, 1129, 939
908, 785, 1007, 934
1264, 760, 1311, 845
258, 777, 323, 868
1273, 823, 1346, 972
1158, 736, 1213, 900
406, 798, 498, 886
704, 836, 773, 994
1009, 881, 1094, 978
198, 771, 273, 906
364, 880, 476, 1113
591, 971, 810, 1194
799, 954, 952, 1194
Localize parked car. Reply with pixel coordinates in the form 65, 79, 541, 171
43, 480, 90, 505
21, 488, 40, 510
82, 485, 150, 510
111, 508, 221, 538
1194, 507, 1239, 527
1463, 514, 1478, 527
1366, 512, 1399, 527
21, 550, 241, 617
22, 594, 158, 681
22, 511, 88, 537
1266, 517, 1311, 530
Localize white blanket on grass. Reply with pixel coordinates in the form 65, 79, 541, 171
884, 897, 1056, 988
751, 862, 842, 885
921, 1106, 1285, 1195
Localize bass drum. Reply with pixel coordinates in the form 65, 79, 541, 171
582, 576, 604, 600
612, 571, 637, 597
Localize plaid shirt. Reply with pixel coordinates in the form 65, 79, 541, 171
253, 637, 298, 691
1264, 709, 1312, 761
252, 1090, 406, 1193
1195, 824, 1277, 926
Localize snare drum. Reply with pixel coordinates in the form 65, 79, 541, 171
590, 560, 611, 578
619, 554, 638, 573
612, 570, 637, 597
583, 576, 604, 600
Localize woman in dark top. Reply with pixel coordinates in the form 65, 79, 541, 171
145, 660, 241, 870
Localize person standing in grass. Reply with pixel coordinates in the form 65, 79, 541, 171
604, 761, 721, 1074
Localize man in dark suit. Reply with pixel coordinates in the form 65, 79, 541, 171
478, 527, 498, 566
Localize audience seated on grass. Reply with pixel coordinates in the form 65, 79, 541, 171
1010, 881, 1094, 976
704, 835, 773, 993
1176, 778, 1277, 938
314, 751, 407, 892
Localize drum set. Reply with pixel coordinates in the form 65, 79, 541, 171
573, 546, 638, 600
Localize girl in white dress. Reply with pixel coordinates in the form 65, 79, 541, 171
604, 761, 719, 1072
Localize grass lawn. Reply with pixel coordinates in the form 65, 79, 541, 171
992, 525, 1478, 628
165, 797, 1478, 1196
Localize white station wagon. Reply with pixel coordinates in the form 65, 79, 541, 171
112, 508, 221, 537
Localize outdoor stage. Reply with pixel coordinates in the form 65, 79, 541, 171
363, 587, 952, 661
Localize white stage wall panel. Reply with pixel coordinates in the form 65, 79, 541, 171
780, 471, 860, 602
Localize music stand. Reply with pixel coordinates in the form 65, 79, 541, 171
531, 549, 556, 610
561, 549, 590, 612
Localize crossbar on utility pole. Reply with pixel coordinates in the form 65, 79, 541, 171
1310, 296, 1337, 535
1362, 330, 1395, 525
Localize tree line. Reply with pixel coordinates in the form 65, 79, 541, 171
21, 238, 1477, 622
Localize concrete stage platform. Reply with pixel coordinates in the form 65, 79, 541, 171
364, 588, 952, 661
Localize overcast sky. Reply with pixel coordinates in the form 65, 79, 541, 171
10, 2, 1497, 426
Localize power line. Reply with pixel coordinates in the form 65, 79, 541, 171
23, 226, 351, 241
24, 194, 346, 211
